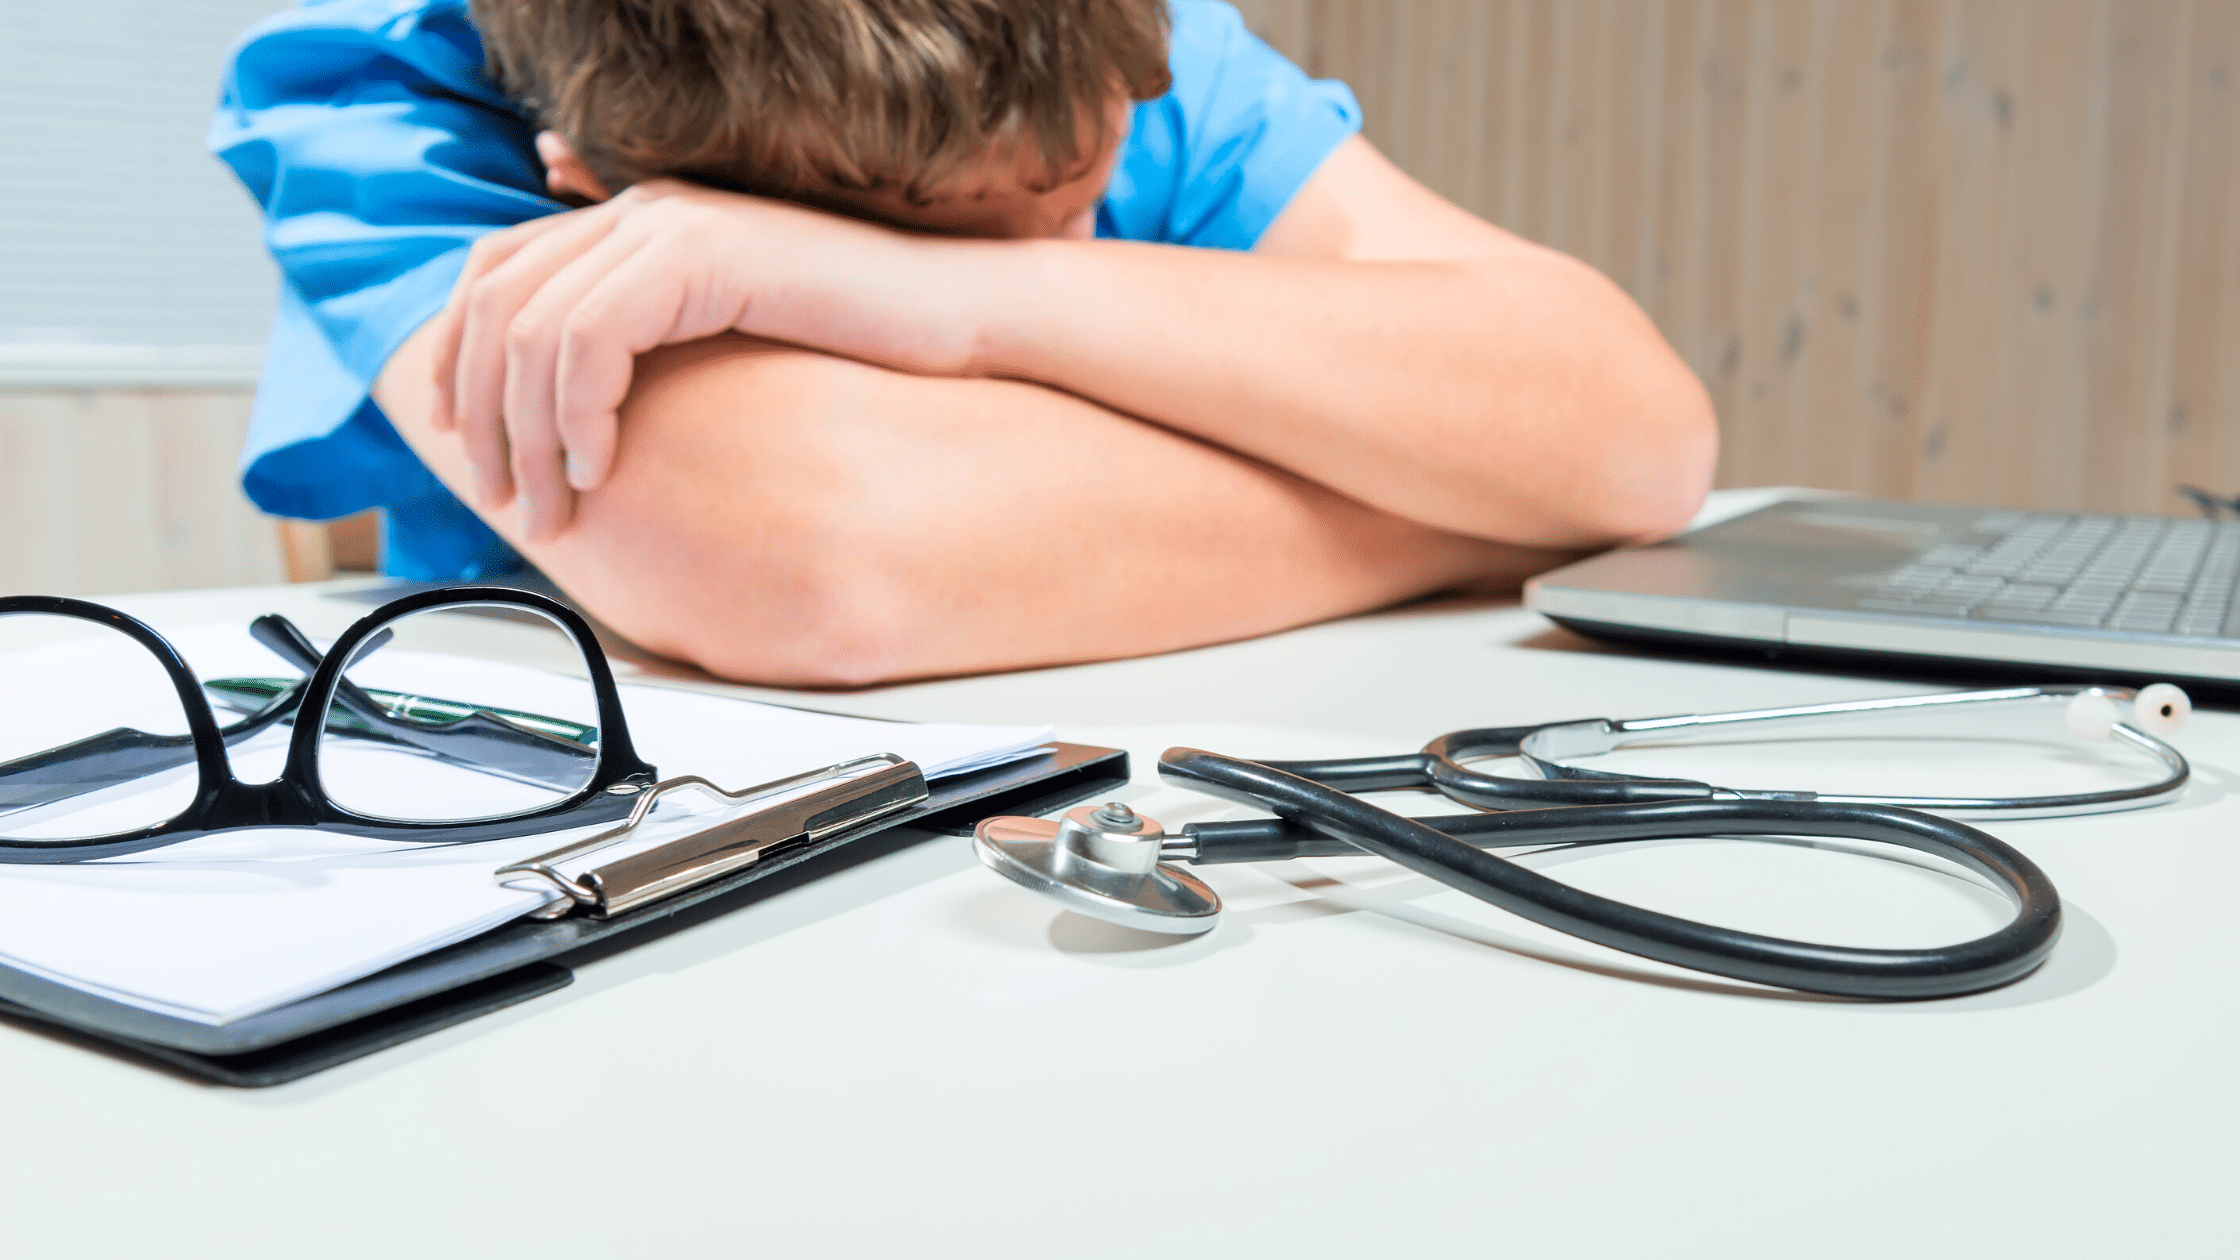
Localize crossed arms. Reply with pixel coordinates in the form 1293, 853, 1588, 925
372, 137, 1716, 685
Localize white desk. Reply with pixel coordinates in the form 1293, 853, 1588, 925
5, 569, 2237, 1258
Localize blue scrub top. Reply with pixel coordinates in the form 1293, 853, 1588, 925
210, 0, 1361, 580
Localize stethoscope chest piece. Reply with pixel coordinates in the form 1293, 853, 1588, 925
973, 802, 1220, 935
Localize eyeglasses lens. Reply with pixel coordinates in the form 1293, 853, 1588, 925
0, 613, 200, 841
313, 604, 603, 823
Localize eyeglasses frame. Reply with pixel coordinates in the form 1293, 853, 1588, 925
0, 586, 658, 863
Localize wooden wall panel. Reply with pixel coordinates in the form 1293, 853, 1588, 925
0, 389, 285, 596
1231, 0, 2240, 515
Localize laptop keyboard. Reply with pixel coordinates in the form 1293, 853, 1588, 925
1858, 512, 2240, 637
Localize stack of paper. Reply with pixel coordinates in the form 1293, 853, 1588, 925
0, 624, 1051, 1025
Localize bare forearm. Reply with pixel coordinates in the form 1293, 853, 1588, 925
378, 325, 1564, 683
957, 237, 1715, 547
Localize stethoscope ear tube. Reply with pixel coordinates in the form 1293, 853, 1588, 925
1256, 728, 1721, 810
1157, 747, 2062, 1000
1423, 727, 1720, 808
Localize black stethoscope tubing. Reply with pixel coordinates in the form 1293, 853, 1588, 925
1158, 748, 2062, 1000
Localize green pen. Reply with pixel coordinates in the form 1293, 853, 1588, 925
202, 677, 599, 748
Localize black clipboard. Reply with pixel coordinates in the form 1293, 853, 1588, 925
0, 741, 1127, 1086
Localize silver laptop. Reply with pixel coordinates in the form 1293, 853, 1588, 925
1524, 497, 2240, 693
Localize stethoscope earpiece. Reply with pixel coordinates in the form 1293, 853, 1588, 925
2065, 691, 2124, 741
974, 801, 1221, 935
2066, 684, 2191, 741
2132, 683, 2192, 736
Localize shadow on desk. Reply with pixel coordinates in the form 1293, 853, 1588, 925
1511, 622, 1634, 657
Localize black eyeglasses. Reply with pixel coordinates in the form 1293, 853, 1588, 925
0, 587, 658, 863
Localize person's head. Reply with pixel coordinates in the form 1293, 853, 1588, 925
470, 0, 1172, 239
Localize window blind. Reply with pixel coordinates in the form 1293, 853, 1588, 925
0, 1, 289, 355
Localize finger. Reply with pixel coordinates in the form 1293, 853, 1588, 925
422, 302, 463, 432
553, 240, 750, 492
502, 229, 659, 540
505, 405, 571, 545
430, 218, 569, 433
451, 208, 621, 505
454, 212, 614, 494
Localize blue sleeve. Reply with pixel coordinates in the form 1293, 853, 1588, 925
210, 0, 545, 576
1098, 0, 1361, 250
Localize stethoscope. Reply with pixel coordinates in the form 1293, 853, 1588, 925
973, 683, 2193, 1000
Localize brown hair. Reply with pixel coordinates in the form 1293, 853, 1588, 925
472, 0, 1172, 203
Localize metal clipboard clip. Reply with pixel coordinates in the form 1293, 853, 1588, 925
496, 753, 929, 920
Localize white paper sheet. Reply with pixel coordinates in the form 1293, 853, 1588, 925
0, 624, 1051, 1025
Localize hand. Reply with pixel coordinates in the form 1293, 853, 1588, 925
427, 180, 981, 540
